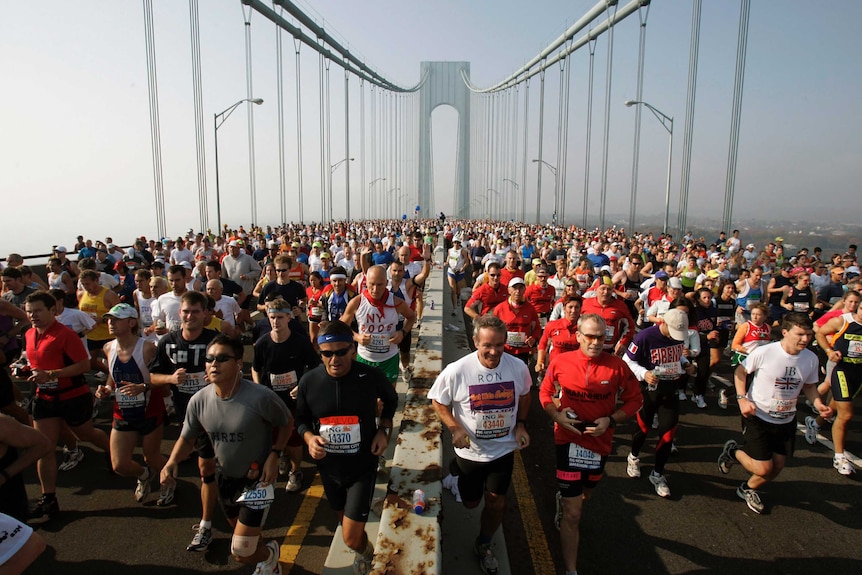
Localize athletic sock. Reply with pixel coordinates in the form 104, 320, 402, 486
199, 520, 212, 529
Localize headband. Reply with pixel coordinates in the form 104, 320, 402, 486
329, 273, 347, 280
317, 333, 355, 344
267, 307, 293, 315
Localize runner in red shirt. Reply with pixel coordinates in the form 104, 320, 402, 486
535, 294, 583, 373
499, 250, 525, 288
493, 278, 541, 363
464, 262, 507, 320
581, 280, 635, 356
524, 266, 557, 326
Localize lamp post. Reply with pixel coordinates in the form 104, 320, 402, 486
532, 159, 558, 225
385, 187, 400, 219
368, 177, 386, 220
503, 178, 519, 221
328, 157, 354, 222
625, 99, 673, 235
214, 98, 263, 232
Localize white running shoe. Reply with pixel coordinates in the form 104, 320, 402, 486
694, 395, 707, 409
649, 471, 671, 498
678, 390, 687, 401
736, 483, 764, 514
253, 540, 282, 575
626, 452, 641, 478
135, 466, 151, 503
834, 455, 856, 476
352, 541, 374, 575
718, 439, 737, 474
157, 484, 175, 506
58, 447, 84, 472
651, 414, 659, 429
285, 470, 303, 493
718, 389, 728, 409
804, 416, 819, 445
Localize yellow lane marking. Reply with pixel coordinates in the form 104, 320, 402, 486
281, 470, 324, 572
512, 449, 556, 575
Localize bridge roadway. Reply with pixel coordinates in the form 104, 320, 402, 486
20, 268, 862, 575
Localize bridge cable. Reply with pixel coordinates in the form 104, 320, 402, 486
560, 37, 574, 228
678, 0, 702, 237
188, 0, 208, 233
274, 2, 287, 224
293, 35, 305, 224
628, 1, 650, 234
520, 78, 530, 223
583, 34, 598, 229
241, 3, 259, 225
598, 0, 619, 231
722, 0, 750, 234
142, 0, 166, 239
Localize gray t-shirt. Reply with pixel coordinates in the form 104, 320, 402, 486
182, 378, 291, 478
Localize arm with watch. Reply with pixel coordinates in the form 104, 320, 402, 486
262, 421, 293, 486
733, 363, 756, 417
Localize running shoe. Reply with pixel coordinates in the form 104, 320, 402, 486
377, 455, 386, 474
718, 389, 728, 409
554, 490, 562, 531
626, 452, 641, 478
253, 540, 282, 575
401, 367, 412, 383
29, 494, 60, 518
93, 371, 108, 381
92, 396, 101, 418
352, 540, 374, 575
157, 484, 175, 506
670, 442, 679, 455
649, 471, 670, 498
187, 524, 213, 552
651, 414, 659, 429
677, 390, 687, 401
473, 538, 499, 575
718, 439, 737, 474
135, 466, 152, 503
58, 447, 84, 472
694, 395, 707, 409
277, 455, 289, 476
736, 483, 764, 514
286, 470, 303, 493
833, 455, 856, 476
804, 416, 820, 445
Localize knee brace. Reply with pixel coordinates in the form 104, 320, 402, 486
201, 473, 216, 484
230, 534, 260, 558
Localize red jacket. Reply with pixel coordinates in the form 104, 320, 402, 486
580, 296, 635, 353
465, 282, 508, 315
539, 350, 641, 455
493, 299, 541, 356
539, 317, 580, 362
525, 282, 557, 315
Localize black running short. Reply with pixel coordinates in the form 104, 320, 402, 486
740, 415, 796, 461
555, 443, 607, 498
217, 474, 267, 526
319, 467, 376, 522
33, 392, 93, 427
455, 451, 515, 504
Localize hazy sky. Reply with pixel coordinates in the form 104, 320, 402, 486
2, 0, 860, 257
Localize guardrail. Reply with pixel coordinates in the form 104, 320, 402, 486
372, 267, 444, 574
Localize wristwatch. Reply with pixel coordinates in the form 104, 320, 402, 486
606, 416, 616, 428
378, 426, 391, 436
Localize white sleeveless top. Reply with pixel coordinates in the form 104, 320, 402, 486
355, 292, 400, 362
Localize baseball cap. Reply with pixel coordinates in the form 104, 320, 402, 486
103, 303, 138, 320
228, 240, 240, 247
320, 252, 331, 259
54, 246, 67, 253
508, 277, 526, 288
532, 258, 542, 265
746, 243, 755, 249
654, 271, 669, 280
668, 277, 683, 290
312, 241, 323, 248
663, 309, 689, 342
564, 278, 577, 286
536, 266, 548, 276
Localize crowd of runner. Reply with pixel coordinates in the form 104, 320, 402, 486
0, 218, 859, 575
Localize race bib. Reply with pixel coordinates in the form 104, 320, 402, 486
506, 331, 527, 347
475, 411, 510, 440
792, 302, 809, 312
768, 381, 799, 419
178, 371, 207, 395
270, 371, 298, 392
848, 340, 862, 358
310, 306, 323, 319
539, 317, 548, 329
567, 444, 602, 470
653, 362, 682, 379
319, 415, 361, 454
604, 325, 615, 344
367, 334, 390, 354
116, 389, 146, 409
166, 319, 182, 332
236, 483, 275, 510
37, 379, 59, 391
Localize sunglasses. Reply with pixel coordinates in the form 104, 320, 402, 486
204, 354, 238, 363
276, 269, 290, 273
320, 346, 353, 358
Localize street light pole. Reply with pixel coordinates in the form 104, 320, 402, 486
503, 178, 519, 221
625, 99, 673, 236
329, 157, 354, 222
214, 98, 263, 233
368, 177, 385, 220
532, 159, 558, 225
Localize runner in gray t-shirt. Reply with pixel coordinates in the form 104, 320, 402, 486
161, 334, 291, 575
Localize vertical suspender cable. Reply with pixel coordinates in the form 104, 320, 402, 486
559, 37, 573, 227
188, 0, 208, 232
344, 68, 351, 220
678, 0, 701, 237
318, 40, 326, 222
598, 0, 618, 231
583, 36, 597, 230
324, 57, 332, 222
521, 78, 530, 223
722, 0, 749, 234
536, 65, 546, 225
555, 57, 566, 224
511, 84, 520, 221
274, 2, 286, 224
142, 0, 166, 239
293, 37, 304, 223
360, 78, 365, 219
628, 3, 649, 234
242, 4, 258, 225
502, 89, 511, 219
